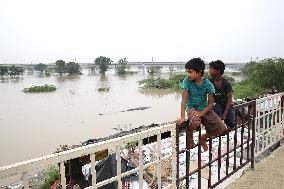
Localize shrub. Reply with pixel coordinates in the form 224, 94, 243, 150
233, 80, 265, 99
23, 84, 56, 93
40, 166, 59, 189
138, 77, 173, 89
98, 87, 110, 92
116, 58, 127, 75
243, 58, 284, 92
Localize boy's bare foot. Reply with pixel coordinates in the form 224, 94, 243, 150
201, 142, 208, 152
200, 137, 208, 151
187, 139, 195, 149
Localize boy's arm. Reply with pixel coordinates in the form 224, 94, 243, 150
177, 90, 188, 124
222, 92, 233, 119
222, 81, 233, 119
199, 93, 214, 116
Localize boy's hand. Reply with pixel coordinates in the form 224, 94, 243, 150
192, 110, 203, 117
177, 117, 185, 125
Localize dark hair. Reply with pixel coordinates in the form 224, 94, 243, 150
209, 60, 225, 75
185, 58, 205, 75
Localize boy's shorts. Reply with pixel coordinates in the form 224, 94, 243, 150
187, 108, 227, 134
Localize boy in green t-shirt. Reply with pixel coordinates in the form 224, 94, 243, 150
177, 58, 227, 151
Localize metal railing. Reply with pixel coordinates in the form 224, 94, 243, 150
255, 92, 284, 156
0, 124, 177, 189
1, 93, 284, 189
176, 101, 256, 189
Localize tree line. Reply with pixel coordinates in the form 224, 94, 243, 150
0, 56, 128, 77
0, 65, 24, 77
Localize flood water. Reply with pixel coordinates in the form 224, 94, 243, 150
0, 65, 244, 166
0, 67, 184, 166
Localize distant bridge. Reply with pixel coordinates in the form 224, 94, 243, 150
0, 61, 244, 68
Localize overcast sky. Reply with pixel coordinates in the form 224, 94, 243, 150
0, 0, 283, 64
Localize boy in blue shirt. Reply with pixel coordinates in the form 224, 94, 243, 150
177, 58, 227, 151
209, 60, 235, 128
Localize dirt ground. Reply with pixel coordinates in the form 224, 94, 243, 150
226, 143, 284, 189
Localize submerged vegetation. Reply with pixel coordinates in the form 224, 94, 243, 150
98, 87, 110, 92
115, 57, 138, 75
138, 58, 284, 99
55, 60, 82, 75
116, 57, 127, 75
2, 57, 283, 99
0, 65, 24, 77
138, 77, 174, 89
23, 84, 56, 93
94, 56, 112, 75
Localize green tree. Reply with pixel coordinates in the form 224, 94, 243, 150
244, 58, 284, 92
0, 66, 8, 77
9, 65, 24, 76
116, 57, 127, 74
94, 56, 112, 75
233, 80, 265, 99
242, 61, 258, 75
55, 60, 67, 76
34, 63, 47, 72
66, 62, 81, 75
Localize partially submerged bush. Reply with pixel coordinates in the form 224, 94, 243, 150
138, 73, 186, 90
23, 84, 56, 93
98, 87, 110, 92
138, 77, 173, 89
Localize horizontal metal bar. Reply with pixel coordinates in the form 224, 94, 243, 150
211, 160, 250, 188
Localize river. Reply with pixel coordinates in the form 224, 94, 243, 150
0, 64, 244, 166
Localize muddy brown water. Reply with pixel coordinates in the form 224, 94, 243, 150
0, 69, 182, 166
0, 65, 244, 167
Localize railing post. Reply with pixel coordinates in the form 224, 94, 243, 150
138, 139, 143, 189
175, 123, 180, 188
22, 171, 29, 189
60, 162, 66, 189
171, 126, 177, 189
90, 153, 97, 189
186, 124, 190, 189
157, 133, 162, 189
198, 127, 201, 189
251, 101, 256, 170
116, 145, 122, 189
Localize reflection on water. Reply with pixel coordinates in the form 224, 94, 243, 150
0, 77, 23, 83
56, 75, 81, 83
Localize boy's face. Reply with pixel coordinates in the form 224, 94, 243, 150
186, 69, 201, 80
209, 66, 219, 77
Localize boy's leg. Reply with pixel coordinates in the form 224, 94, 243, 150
201, 110, 227, 151
225, 108, 235, 128
200, 129, 223, 151
187, 109, 201, 148
213, 103, 224, 118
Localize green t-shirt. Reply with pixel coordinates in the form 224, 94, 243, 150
180, 77, 215, 111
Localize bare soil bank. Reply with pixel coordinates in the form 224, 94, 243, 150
226, 143, 284, 189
